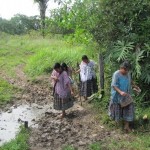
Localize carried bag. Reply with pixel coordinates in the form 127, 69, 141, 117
120, 94, 133, 107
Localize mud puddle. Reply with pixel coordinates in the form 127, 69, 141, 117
0, 103, 52, 146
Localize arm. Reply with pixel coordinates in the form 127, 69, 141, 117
51, 70, 59, 81
51, 75, 58, 81
131, 81, 141, 93
63, 71, 73, 95
111, 72, 127, 96
68, 83, 73, 95
113, 86, 127, 96
75, 69, 80, 74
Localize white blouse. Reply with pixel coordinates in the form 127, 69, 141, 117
80, 60, 96, 82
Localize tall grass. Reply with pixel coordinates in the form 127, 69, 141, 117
25, 45, 95, 77
0, 32, 97, 78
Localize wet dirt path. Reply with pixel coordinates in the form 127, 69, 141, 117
0, 66, 132, 150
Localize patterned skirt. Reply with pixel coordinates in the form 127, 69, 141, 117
108, 100, 134, 122
53, 93, 74, 111
80, 78, 98, 97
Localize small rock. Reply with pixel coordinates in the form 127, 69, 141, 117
32, 119, 35, 122
37, 106, 43, 109
7, 109, 12, 113
13, 105, 17, 108
78, 141, 86, 146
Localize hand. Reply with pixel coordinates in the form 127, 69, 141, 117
120, 91, 127, 96
133, 86, 141, 93
54, 77, 59, 81
71, 90, 74, 96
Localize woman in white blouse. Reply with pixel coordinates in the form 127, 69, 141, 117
76, 55, 98, 100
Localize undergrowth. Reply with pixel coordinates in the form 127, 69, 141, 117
0, 127, 29, 150
0, 78, 15, 105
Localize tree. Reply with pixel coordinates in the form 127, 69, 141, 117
48, 0, 150, 104
92, 0, 150, 105
0, 15, 39, 35
34, 0, 49, 37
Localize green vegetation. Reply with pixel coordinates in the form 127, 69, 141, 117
63, 145, 75, 150
89, 142, 102, 150
0, 25, 149, 150
25, 44, 95, 77
0, 32, 95, 104
0, 0, 150, 149
0, 127, 29, 150
0, 15, 39, 35
104, 133, 150, 150
0, 78, 14, 105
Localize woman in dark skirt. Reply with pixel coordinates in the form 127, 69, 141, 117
76, 55, 98, 100
51, 64, 74, 118
109, 61, 140, 132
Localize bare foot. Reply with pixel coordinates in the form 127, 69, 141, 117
57, 113, 66, 119
124, 127, 132, 133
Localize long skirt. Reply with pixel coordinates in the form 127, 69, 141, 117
54, 93, 74, 111
109, 100, 134, 122
80, 78, 98, 97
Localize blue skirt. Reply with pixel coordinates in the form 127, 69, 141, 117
108, 100, 134, 122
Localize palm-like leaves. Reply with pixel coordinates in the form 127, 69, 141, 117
132, 50, 144, 78
113, 40, 134, 62
110, 40, 148, 80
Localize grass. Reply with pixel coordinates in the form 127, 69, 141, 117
104, 133, 150, 150
90, 93, 150, 150
0, 32, 150, 150
0, 32, 97, 104
0, 78, 15, 105
89, 142, 102, 150
25, 46, 95, 77
0, 127, 29, 150
62, 145, 75, 150
0, 32, 97, 78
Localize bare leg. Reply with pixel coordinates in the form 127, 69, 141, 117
61, 110, 66, 118
124, 121, 132, 132
84, 96, 87, 101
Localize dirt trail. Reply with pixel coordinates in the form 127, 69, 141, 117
1, 66, 132, 150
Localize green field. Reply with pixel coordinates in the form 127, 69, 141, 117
0, 33, 150, 150
0, 32, 95, 104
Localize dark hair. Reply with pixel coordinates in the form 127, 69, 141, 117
53, 63, 61, 69
82, 55, 88, 60
120, 61, 131, 70
61, 63, 68, 72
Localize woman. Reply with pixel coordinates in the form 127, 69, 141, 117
51, 63, 61, 88
76, 55, 98, 100
109, 61, 140, 132
61, 63, 72, 78
52, 64, 74, 118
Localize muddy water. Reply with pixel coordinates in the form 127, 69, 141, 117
0, 103, 52, 146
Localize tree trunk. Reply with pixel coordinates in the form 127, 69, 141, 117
99, 53, 104, 93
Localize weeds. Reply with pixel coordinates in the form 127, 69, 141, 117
0, 78, 14, 105
62, 145, 75, 150
0, 126, 29, 150
89, 142, 102, 150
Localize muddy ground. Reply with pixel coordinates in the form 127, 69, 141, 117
0, 66, 132, 150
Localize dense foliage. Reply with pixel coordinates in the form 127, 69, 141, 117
0, 0, 149, 105
0, 14, 40, 34
48, 0, 150, 106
